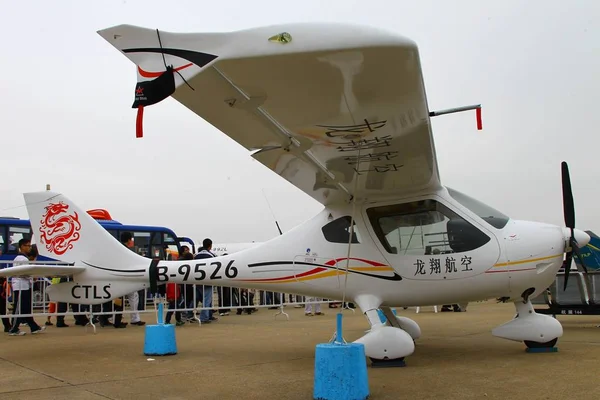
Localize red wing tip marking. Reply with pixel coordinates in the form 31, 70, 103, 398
138, 63, 193, 78
325, 257, 386, 267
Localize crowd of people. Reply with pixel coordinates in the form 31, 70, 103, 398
164, 238, 338, 324
0, 236, 338, 334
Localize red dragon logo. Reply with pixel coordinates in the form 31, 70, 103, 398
39, 201, 82, 255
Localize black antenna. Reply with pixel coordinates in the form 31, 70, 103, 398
275, 220, 283, 236
262, 189, 283, 236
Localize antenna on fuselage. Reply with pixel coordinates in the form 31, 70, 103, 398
261, 189, 283, 236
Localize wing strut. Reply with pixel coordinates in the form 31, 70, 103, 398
211, 65, 354, 200
330, 142, 364, 344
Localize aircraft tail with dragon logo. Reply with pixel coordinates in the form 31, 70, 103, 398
24, 191, 144, 267
0, 191, 150, 304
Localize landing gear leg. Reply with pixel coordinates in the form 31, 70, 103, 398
352, 295, 414, 367
492, 293, 563, 350
380, 306, 421, 341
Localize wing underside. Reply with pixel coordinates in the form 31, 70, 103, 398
98, 23, 441, 205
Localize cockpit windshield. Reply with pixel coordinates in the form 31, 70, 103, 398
446, 188, 510, 229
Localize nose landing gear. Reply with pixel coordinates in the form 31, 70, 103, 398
492, 289, 563, 351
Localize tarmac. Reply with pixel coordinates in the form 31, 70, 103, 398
1, 300, 599, 400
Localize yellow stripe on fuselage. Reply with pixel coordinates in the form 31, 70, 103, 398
493, 254, 562, 267
243, 265, 395, 284
346, 266, 394, 272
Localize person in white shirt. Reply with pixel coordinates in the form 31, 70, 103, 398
8, 239, 45, 336
120, 232, 145, 326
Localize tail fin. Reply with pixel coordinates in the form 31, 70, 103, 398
24, 191, 145, 269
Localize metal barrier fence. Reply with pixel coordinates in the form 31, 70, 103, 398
1, 262, 354, 333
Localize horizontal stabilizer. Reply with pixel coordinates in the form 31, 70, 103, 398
0, 264, 86, 278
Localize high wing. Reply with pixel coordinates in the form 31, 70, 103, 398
97, 23, 441, 205
0, 265, 86, 278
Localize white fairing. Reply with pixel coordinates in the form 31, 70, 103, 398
395, 316, 421, 340
354, 326, 415, 359
492, 301, 563, 342
492, 314, 563, 343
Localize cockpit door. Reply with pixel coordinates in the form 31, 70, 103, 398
361, 194, 502, 281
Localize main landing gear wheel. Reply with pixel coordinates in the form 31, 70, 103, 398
524, 338, 558, 349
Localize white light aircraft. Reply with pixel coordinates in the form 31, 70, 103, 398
1, 22, 591, 367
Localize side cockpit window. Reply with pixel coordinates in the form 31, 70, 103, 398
367, 199, 490, 255
322, 216, 360, 244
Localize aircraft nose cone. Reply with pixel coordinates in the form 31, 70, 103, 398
573, 229, 591, 248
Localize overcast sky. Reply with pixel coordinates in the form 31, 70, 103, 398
1, 0, 598, 245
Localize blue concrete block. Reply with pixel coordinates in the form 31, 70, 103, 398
313, 343, 369, 400
377, 308, 397, 324
143, 324, 177, 356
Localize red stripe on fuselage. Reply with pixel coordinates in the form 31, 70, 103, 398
243, 267, 326, 282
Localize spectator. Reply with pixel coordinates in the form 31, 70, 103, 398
8, 239, 45, 336
0, 272, 11, 332
120, 232, 145, 326
194, 238, 217, 323
304, 297, 324, 316
165, 280, 185, 326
